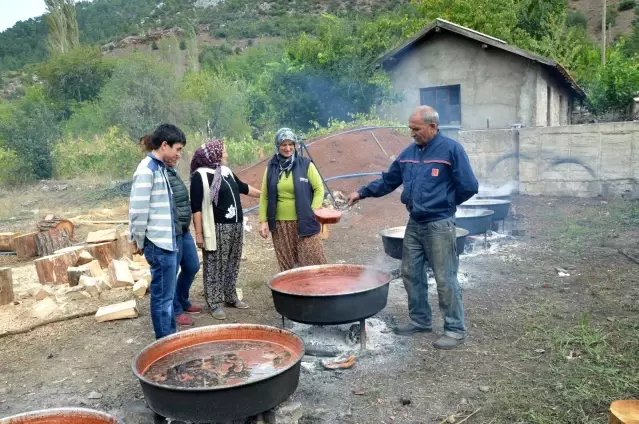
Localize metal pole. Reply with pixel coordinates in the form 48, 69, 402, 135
298, 137, 338, 207
602, 0, 607, 66
360, 319, 367, 351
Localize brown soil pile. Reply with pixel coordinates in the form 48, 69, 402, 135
236, 128, 413, 210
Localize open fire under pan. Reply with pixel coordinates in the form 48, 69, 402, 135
266, 264, 391, 351
132, 324, 305, 423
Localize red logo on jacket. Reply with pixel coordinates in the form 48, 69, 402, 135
431, 168, 440, 177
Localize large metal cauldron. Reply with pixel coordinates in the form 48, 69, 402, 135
379, 226, 469, 260
266, 264, 391, 326
461, 198, 511, 222
132, 324, 304, 423
0, 408, 123, 424
455, 208, 494, 236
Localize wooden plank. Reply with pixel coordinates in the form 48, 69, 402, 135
95, 300, 138, 322
86, 228, 119, 244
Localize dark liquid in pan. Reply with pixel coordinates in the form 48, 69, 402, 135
143, 340, 296, 389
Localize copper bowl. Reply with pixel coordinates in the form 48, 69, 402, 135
0, 408, 123, 424
132, 324, 304, 422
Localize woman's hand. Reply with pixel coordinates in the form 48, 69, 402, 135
196, 233, 204, 248
259, 222, 269, 239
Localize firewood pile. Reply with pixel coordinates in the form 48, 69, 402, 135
0, 216, 148, 324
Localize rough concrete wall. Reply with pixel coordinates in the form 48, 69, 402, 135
458, 129, 518, 184
534, 68, 572, 127
384, 32, 536, 129
518, 122, 639, 197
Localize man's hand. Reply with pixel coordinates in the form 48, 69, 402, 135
259, 222, 269, 239
196, 233, 204, 248
132, 242, 143, 255
347, 191, 361, 206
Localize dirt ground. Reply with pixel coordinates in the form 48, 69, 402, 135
1, 176, 638, 423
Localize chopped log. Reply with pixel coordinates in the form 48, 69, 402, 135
67, 266, 92, 287
132, 280, 148, 298
76, 251, 94, 266
35, 229, 72, 257
86, 227, 119, 244
85, 241, 117, 268
34, 251, 79, 285
37, 217, 75, 239
31, 298, 58, 319
0, 232, 20, 252
115, 230, 136, 259
95, 300, 138, 322
108, 259, 135, 288
54, 245, 86, 256
80, 276, 101, 297
12, 232, 38, 258
0, 267, 15, 306
86, 260, 103, 277
33, 285, 56, 301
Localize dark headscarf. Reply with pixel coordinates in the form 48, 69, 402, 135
275, 128, 298, 179
190, 139, 225, 206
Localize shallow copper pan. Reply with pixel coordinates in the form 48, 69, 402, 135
0, 408, 123, 424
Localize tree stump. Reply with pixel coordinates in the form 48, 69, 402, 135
86, 241, 117, 268
13, 232, 39, 258
35, 228, 72, 257
37, 217, 75, 239
34, 251, 80, 285
0, 267, 15, 306
0, 232, 20, 252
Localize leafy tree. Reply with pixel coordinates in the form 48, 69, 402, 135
66, 54, 181, 139
584, 42, 639, 116
566, 10, 588, 30
179, 71, 252, 138
0, 87, 61, 179
36, 47, 114, 118
44, 0, 80, 54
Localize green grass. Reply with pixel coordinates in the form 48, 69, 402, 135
485, 313, 639, 424
549, 201, 639, 254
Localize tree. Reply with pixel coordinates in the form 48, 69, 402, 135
66, 54, 182, 139
37, 47, 114, 118
44, 0, 80, 55
0, 87, 61, 180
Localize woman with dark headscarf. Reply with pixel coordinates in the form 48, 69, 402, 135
190, 139, 261, 320
258, 128, 327, 271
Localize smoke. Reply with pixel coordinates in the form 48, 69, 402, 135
477, 180, 517, 197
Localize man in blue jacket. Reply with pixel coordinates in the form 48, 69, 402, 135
347, 106, 478, 349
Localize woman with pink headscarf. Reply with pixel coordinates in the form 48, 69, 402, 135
190, 139, 261, 320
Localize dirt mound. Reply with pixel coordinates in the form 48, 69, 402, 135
236, 127, 413, 210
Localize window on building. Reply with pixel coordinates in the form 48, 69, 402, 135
420, 85, 461, 125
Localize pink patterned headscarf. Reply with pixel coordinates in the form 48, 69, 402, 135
190, 139, 225, 206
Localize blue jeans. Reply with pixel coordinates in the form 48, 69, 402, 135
173, 232, 200, 316
143, 240, 178, 339
401, 217, 466, 339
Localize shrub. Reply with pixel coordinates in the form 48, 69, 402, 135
0, 147, 33, 186
179, 40, 187, 50
151, 41, 159, 50
618, 0, 636, 11
566, 10, 588, 30
53, 127, 143, 179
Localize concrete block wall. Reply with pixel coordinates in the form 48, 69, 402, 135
459, 122, 639, 197
457, 129, 518, 185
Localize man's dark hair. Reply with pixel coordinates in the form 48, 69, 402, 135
149, 124, 187, 149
